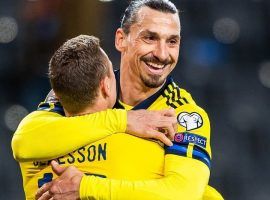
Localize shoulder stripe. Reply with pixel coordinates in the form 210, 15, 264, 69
176, 99, 185, 106
162, 83, 190, 108
182, 97, 188, 104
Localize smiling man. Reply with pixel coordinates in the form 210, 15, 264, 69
13, 0, 223, 199
118, 7, 180, 90
13, 34, 178, 200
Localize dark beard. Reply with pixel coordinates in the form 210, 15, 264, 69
140, 73, 165, 88
140, 55, 172, 88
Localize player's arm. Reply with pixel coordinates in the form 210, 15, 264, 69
80, 105, 213, 200
39, 156, 221, 200
80, 158, 222, 200
12, 101, 176, 161
80, 158, 209, 200
36, 105, 223, 200
11, 107, 126, 162
81, 164, 222, 200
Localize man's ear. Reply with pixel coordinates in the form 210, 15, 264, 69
100, 76, 110, 98
115, 28, 127, 52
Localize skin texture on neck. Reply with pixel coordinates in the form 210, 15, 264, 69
64, 98, 109, 117
120, 67, 164, 106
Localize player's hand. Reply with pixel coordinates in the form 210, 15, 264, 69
35, 160, 83, 200
127, 108, 177, 146
44, 89, 59, 103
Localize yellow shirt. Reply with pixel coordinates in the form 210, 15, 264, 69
13, 109, 127, 199
12, 77, 223, 200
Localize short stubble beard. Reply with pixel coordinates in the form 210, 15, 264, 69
140, 73, 165, 88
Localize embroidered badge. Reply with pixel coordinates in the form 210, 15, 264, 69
174, 132, 207, 148
177, 112, 203, 131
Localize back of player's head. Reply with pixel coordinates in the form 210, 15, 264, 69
49, 35, 110, 114
121, 0, 179, 34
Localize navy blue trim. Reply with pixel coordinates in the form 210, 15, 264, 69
193, 145, 211, 169
37, 102, 65, 116
113, 69, 175, 110
38, 173, 53, 188
85, 173, 107, 178
165, 143, 188, 156
165, 142, 211, 169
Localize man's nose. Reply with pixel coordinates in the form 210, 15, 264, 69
153, 41, 170, 62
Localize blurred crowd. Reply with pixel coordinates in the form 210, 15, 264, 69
0, 0, 270, 199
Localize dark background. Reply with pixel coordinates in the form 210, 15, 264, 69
0, 0, 269, 199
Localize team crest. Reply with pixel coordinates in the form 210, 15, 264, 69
177, 112, 203, 131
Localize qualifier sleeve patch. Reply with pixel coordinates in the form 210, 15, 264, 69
174, 132, 207, 148
177, 112, 203, 131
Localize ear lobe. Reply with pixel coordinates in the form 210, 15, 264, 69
115, 28, 127, 52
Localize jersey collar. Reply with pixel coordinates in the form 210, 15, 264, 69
114, 70, 174, 110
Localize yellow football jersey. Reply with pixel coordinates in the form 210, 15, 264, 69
13, 109, 128, 200
12, 74, 223, 199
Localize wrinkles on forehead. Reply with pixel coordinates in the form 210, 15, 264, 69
129, 7, 180, 41
137, 9, 178, 27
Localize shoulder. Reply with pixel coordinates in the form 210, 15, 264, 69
161, 81, 196, 108
163, 82, 210, 136
160, 80, 210, 129
171, 87, 210, 136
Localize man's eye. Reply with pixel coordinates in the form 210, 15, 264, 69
169, 39, 177, 45
144, 36, 155, 41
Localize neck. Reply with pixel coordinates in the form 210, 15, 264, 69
119, 64, 164, 106
65, 99, 109, 117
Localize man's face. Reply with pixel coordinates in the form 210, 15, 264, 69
123, 7, 181, 88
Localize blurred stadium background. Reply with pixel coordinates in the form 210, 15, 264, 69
0, 0, 270, 199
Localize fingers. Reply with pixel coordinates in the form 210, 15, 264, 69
152, 109, 177, 145
51, 160, 66, 176
36, 182, 52, 200
158, 108, 176, 117
157, 116, 177, 129
45, 89, 59, 103
159, 116, 177, 125
173, 122, 177, 133
163, 124, 175, 141
150, 130, 173, 146
125, 109, 177, 145
37, 191, 52, 200
157, 109, 177, 128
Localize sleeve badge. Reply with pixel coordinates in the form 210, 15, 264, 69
177, 112, 203, 131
